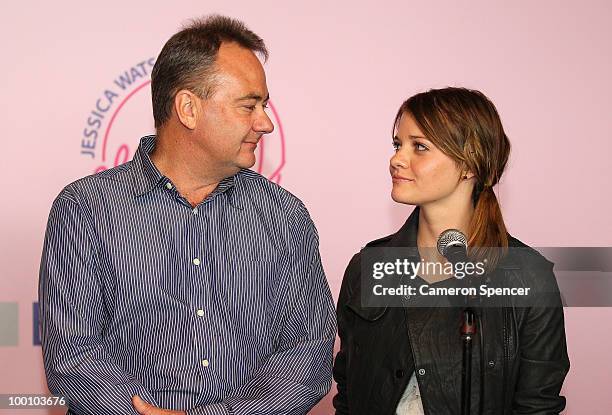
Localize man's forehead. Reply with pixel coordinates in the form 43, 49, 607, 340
216, 42, 265, 72
213, 42, 268, 96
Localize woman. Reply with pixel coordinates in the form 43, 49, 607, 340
333, 87, 570, 414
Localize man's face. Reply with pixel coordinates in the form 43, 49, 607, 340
192, 42, 274, 175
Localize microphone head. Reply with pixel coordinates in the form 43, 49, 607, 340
437, 229, 468, 258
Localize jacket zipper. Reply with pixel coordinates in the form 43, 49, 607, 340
401, 307, 429, 415
501, 307, 510, 415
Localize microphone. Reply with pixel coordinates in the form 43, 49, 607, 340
437, 229, 468, 265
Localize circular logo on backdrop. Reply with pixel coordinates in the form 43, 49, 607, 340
80, 57, 286, 183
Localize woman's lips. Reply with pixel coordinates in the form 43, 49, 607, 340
392, 176, 414, 182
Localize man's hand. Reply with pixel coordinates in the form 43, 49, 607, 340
132, 396, 186, 415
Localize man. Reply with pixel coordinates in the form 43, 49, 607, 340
39, 15, 336, 415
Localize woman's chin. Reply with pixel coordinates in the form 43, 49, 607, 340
391, 190, 418, 205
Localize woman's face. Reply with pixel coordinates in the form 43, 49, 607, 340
390, 112, 466, 207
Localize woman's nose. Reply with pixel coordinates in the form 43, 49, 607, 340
390, 151, 408, 169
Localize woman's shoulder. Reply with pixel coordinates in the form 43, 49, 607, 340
365, 232, 397, 248
341, 232, 398, 289
506, 234, 554, 269
504, 234, 561, 298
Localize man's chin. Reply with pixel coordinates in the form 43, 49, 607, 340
236, 154, 257, 170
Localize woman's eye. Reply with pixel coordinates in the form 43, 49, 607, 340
392, 141, 400, 151
414, 142, 428, 151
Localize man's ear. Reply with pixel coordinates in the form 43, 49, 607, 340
173, 90, 199, 130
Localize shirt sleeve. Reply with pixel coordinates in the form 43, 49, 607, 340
39, 189, 159, 415
188, 202, 337, 415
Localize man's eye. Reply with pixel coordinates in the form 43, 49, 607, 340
244, 106, 255, 111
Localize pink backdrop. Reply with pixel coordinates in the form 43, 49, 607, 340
1, 0, 611, 413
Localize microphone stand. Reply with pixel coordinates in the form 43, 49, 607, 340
438, 231, 483, 415
461, 308, 477, 415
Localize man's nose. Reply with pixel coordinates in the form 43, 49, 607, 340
254, 108, 274, 134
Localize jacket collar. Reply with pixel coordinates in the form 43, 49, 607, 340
349, 205, 522, 320
382, 205, 521, 270
389, 206, 420, 248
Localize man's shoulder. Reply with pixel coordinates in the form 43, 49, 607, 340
236, 169, 307, 216
55, 162, 134, 203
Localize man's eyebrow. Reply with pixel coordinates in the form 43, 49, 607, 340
236, 93, 270, 102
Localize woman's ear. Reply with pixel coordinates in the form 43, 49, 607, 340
462, 171, 475, 180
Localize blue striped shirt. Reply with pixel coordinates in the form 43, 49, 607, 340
39, 135, 336, 415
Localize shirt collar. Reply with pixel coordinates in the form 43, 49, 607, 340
131, 135, 163, 196
131, 135, 244, 209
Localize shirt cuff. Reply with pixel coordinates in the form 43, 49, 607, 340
186, 402, 230, 415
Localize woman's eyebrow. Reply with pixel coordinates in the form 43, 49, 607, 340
393, 135, 427, 141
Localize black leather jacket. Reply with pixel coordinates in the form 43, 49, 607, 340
333, 207, 570, 414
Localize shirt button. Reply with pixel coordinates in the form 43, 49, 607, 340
201, 359, 209, 367
193, 258, 201, 266
196, 309, 204, 317
165, 182, 173, 190
418, 368, 426, 376
193, 208, 198, 215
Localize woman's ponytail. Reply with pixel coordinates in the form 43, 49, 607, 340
468, 185, 508, 270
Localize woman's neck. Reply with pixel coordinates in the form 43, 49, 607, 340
417, 199, 474, 249
414, 199, 474, 283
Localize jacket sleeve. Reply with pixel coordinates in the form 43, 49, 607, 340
39, 191, 159, 415
333, 254, 360, 415
512, 259, 570, 414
